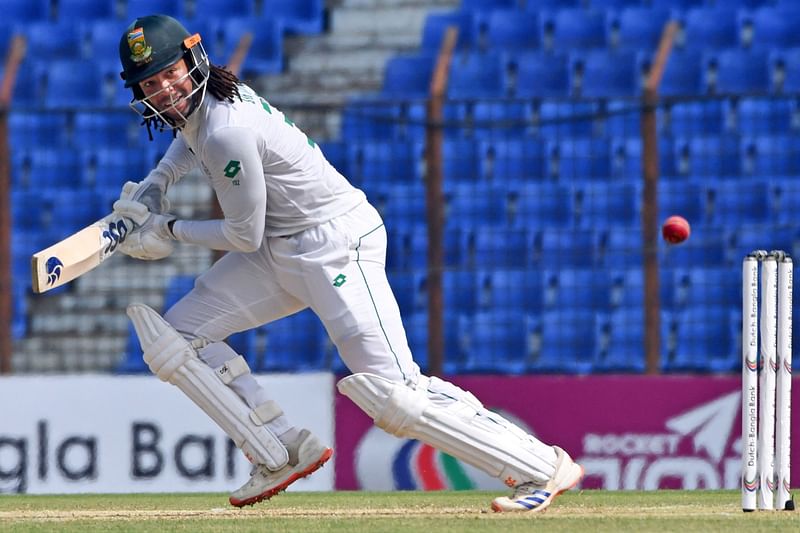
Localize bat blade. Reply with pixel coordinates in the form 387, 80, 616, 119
31, 214, 132, 294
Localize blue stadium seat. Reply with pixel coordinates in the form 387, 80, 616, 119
11, 189, 47, 228
162, 275, 196, 311
218, 17, 283, 76
12, 283, 27, 340
4, 0, 48, 21
539, 101, 599, 138
668, 100, 725, 136
707, 49, 770, 94
650, 0, 704, 8
608, 268, 676, 311
589, 0, 638, 7
659, 227, 727, 268
443, 138, 480, 181
479, 138, 545, 180
658, 181, 706, 224
772, 181, 800, 225
772, 47, 800, 94
530, 309, 596, 374
675, 135, 741, 177
458, 310, 530, 374
653, 49, 705, 96
82, 19, 130, 61
74, 112, 142, 149
741, 135, 800, 177
612, 136, 676, 180
462, 226, 530, 268
8, 111, 69, 149
259, 0, 323, 34
191, 0, 256, 19
24, 21, 85, 60
56, 0, 114, 21
673, 267, 741, 309
666, 307, 737, 373
13, 148, 82, 189
575, 181, 640, 228
341, 97, 402, 140
461, 0, 516, 10
476, 268, 543, 314
381, 53, 435, 98
386, 223, 462, 270
447, 51, 506, 98
727, 224, 796, 264
444, 270, 478, 316
477, 9, 540, 50
707, 178, 771, 225
347, 140, 421, 186
596, 229, 643, 269
538, 228, 596, 268
125, 0, 185, 19
403, 311, 461, 374
472, 102, 535, 140
0, 22, 12, 62
81, 147, 148, 192
741, 6, 800, 49
575, 50, 640, 98
421, 11, 475, 51
509, 51, 569, 98
43, 189, 104, 240
225, 329, 261, 367
261, 310, 327, 371
445, 182, 507, 227
546, 138, 611, 180
679, 8, 739, 50
525, 0, 579, 9
318, 141, 348, 176
542, 268, 610, 311
594, 310, 645, 373
604, 99, 640, 138
388, 270, 427, 315
44, 60, 104, 109
511, 182, 574, 228
374, 184, 426, 227
734, 98, 793, 135
608, 7, 672, 52
541, 9, 606, 52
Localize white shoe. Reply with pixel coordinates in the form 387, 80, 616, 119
229, 429, 333, 507
491, 446, 583, 513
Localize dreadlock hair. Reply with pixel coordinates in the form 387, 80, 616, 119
142, 64, 243, 140
207, 64, 242, 103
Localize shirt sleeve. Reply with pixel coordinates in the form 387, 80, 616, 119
141, 136, 198, 192
171, 127, 266, 252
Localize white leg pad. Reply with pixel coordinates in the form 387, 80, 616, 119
338, 372, 556, 487
127, 303, 289, 470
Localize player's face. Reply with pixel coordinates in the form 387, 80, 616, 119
139, 58, 194, 119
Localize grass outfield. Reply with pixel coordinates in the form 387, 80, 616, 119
0, 490, 798, 532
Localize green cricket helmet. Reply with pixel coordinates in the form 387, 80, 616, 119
119, 14, 210, 128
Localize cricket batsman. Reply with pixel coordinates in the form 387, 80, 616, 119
113, 14, 583, 511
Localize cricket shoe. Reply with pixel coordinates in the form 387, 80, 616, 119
229, 429, 333, 507
491, 446, 584, 513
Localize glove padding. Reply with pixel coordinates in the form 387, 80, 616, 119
119, 180, 170, 214
113, 199, 177, 261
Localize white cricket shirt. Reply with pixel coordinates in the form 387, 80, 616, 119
143, 84, 365, 251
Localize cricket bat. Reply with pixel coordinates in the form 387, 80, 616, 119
31, 213, 133, 294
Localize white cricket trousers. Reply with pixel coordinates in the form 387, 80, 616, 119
165, 201, 421, 384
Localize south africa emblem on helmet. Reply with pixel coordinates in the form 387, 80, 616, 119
127, 27, 152, 64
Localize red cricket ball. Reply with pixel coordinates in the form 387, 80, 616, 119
662, 215, 691, 244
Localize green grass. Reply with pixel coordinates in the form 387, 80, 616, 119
0, 490, 798, 533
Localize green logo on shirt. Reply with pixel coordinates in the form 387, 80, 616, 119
224, 160, 241, 179
332, 274, 347, 287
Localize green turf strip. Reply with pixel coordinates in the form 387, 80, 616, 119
0, 490, 797, 533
